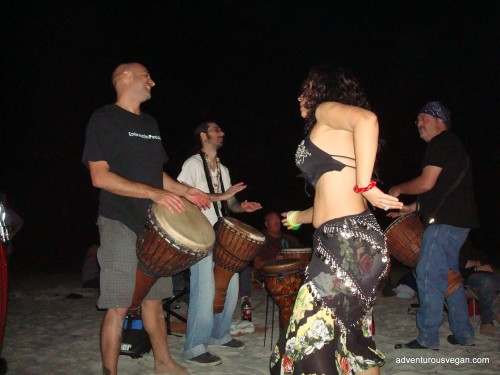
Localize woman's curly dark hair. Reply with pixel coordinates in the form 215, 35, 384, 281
301, 64, 371, 133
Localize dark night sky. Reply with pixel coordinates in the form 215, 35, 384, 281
1, 0, 498, 273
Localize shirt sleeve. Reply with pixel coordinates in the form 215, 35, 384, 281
177, 156, 205, 190
81, 110, 113, 167
421, 137, 447, 169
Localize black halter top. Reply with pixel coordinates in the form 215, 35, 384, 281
295, 135, 355, 187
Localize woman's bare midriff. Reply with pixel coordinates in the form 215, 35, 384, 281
312, 169, 367, 228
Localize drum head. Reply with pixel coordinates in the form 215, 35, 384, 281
281, 247, 312, 254
151, 199, 215, 251
263, 258, 301, 274
222, 217, 265, 242
385, 213, 419, 234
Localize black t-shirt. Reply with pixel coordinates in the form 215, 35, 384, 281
418, 131, 479, 229
82, 104, 168, 234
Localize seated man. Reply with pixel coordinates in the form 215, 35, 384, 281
232, 212, 301, 334
459, 241, 500, 336
253, 212, 302, 272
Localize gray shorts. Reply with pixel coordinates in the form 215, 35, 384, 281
97, 216, 172, 309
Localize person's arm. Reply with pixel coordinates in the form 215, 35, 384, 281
227, 197, 262, 213
207, 182, 247, 202
389, 166, 442, 197
316, 103, 403, 211
281, 207, 314, 230
89, 160, 204, 213
162, 173, 211, 210
217, 165, 262, 213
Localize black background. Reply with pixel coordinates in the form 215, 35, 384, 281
1, 0, 498, 274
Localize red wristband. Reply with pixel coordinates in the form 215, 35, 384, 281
353, 180, 376, 193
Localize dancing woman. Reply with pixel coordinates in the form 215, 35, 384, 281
270, 65, 402, 375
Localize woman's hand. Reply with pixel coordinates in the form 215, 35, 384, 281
362, 187, 404, 211
281, 207, 313, 230
281, 211, 299, 230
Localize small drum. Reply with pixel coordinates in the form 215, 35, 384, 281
262, 258, 304, 332
129, 199, 215, 315
279, 247, 312, 270
213, 217, 265, 313
385, 213, 423, 268
262, 259, 304, 332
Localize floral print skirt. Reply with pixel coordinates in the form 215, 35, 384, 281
270, 211, 387, 375
269, 284, 384, 375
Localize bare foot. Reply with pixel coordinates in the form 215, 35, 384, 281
155, 359, 190, 375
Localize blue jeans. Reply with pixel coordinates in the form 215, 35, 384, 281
466, 272, 500, 324
239, 266, 252, 298
416, 224, 474, 347
182, 252, 239, 359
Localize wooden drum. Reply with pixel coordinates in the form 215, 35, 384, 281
279, 247, 312, 270
213, 217, 265, 313
385, 214, 463, 296
385, 213, 423, 268
262, 258, 304, 332
130, 199, 215, 315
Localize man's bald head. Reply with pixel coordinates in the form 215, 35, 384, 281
110, 62, 154, 109
112, 62, 143, 88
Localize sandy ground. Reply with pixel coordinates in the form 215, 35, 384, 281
1, 271, 499, 375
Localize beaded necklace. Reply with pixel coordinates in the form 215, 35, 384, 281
203, 153, 222, 193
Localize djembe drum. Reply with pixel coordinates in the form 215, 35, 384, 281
385, 214, 464, 297
262, 258, 304, 332
129, 199, 215, 315
385, 213, 423, 268
279, 247, 312, 270
213, 217, 265, 313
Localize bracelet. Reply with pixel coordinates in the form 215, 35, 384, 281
353, 180, 376, 193
286, 211, 301, 230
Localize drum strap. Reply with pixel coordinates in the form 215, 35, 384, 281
199, 152, 230, 218
421, 155, 470, 225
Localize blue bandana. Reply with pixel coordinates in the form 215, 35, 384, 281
419, 101, 451, 125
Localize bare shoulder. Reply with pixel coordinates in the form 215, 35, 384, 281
316, 102, 377, 131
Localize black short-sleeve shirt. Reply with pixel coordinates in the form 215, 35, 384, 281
82, 104, 168, 234
418, 131, 479, 229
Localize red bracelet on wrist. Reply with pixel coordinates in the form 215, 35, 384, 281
353, 180, 376, 193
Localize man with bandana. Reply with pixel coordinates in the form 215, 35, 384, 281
388, 101, 479, 350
